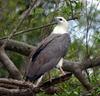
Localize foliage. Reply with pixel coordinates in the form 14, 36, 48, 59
0, 0, 100, 96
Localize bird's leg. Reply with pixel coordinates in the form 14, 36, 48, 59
57, 58, 66, 75
34, 75, 43, 87
59, 66, 66, 75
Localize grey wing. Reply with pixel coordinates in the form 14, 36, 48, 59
26, 34, 70, 81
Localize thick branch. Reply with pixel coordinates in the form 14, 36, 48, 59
0, 47, 22, 80
40, 73, 72, 89
0, 78, 35, 96
63, 59, 100, 90
0, 39, 34, 56
0, 87, 35, 96
63, 58, 100, 72
74, 69, 92, 90
0, 78, 33, 89
82, 57, 100, 69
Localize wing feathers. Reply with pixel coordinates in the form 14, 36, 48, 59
26, 34, 70, 82
31, 35, 60, 62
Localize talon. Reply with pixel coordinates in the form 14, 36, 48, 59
59, 67, 66, 75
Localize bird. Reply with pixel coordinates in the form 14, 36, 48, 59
25, 16, 71, 86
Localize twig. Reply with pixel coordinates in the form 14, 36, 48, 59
0, 23, 55, 40
1, 0, 42, 48
84, 0, 91, 82
0, 16, 78, 40
69, 0, 74, 18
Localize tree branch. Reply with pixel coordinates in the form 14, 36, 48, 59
40, 73, 72, 89
0, 78, 35, 96
0, 39, 34, 56
0, 47, 22, 80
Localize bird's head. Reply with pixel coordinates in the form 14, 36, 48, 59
52, 16, 68, 34
54, 16, 67, 23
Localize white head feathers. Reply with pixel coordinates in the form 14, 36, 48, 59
52, 16, 68, 34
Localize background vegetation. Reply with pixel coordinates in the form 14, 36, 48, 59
0, 0, 100, 96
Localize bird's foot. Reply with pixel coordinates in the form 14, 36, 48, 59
59, 67, 66, 76
32, 84, 37, 88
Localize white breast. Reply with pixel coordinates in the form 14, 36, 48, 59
52, 25, 67, 34
56, 58, 63, 68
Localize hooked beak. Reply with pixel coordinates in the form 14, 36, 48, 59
53, 17, 58, 24
51, 17, 58, 24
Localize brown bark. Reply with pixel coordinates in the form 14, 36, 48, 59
0, 78, 35, 96
0, 39, 34, 56
40, 72, 72, 89
0, 47, 22, 80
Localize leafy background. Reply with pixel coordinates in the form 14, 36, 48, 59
0, 0, 100, 95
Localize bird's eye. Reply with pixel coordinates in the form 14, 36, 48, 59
59, 18, 62, 21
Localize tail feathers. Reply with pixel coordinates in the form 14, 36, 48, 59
25, 76, 33, 82
25, 75, 41, 82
